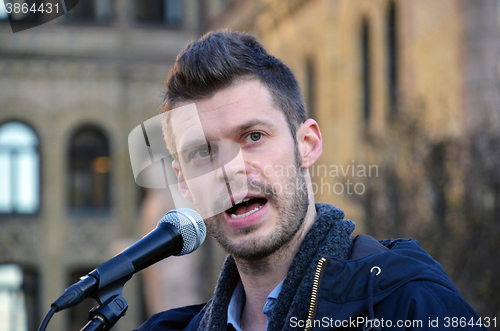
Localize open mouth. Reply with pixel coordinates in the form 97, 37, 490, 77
226, 197, 268, 219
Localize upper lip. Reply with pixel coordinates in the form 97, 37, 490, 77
231, 193, 266, 206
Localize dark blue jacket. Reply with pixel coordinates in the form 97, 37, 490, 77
135, 234, 488, 330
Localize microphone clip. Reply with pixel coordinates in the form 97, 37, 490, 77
82, 294, 129, 331
80, 275, 131, 331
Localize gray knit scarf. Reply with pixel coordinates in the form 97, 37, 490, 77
197, 203, 355, 330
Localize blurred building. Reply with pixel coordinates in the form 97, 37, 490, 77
0, 1, 229, 331
206, 0, 500, 317
207, 0, 469, 226
2, 0, 499, 329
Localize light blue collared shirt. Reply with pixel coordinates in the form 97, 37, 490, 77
227, 279, 284, 331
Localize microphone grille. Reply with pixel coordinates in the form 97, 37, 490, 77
159, 208, 206, 256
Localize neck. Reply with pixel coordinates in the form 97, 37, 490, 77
235, 196, 317, 331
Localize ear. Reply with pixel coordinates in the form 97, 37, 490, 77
297, 119, 322, 169
172, 159, 193, 203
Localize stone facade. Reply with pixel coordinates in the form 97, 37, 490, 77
208, 0, 500, 316
208, 0, 468, 230
2, 0, 499, 328
0, 1, 229, 330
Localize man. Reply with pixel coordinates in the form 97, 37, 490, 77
135, 30, 487, 330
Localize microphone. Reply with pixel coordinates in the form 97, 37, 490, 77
51, 208, 206, 312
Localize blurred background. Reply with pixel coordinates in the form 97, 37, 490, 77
1, 0, 499, 330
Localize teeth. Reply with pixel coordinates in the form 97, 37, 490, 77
230, 203, 264, 219
235, 197, 251, 205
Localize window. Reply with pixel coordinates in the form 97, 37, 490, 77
64, 0, 114, 23
0, 264, 39, 331
361, 19, 372, 125
68, 126, 111, 214
387, 1, 398, 118
0, 121, 40, 214
426, 143, 448, 226
135, 0, 182, 26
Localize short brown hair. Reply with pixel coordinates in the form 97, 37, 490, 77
162, 30, 307, 154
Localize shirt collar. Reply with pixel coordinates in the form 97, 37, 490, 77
227, 279, 284, 331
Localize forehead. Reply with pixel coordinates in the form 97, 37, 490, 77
170, 79, 287, 146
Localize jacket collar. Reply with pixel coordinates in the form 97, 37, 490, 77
197, 203, 355, 331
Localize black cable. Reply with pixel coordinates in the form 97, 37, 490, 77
38, 306, 56, 331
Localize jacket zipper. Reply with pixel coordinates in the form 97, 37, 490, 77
305, 257, 327, 331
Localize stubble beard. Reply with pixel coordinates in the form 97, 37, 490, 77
203, 149, 310, 261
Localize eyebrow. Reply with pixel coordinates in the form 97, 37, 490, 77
178, 139, 208, 153
230, 118, 274, 136
177, 118, 274, 152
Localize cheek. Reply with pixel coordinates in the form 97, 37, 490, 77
248, 135, 298, 180
264, 154, 298, 181
205, 215, 232, 239
203, 215, 220, 232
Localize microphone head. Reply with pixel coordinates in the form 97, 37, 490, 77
159, 208, 206, 256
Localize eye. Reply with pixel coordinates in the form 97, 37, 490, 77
199, 149, 209, 157
248, 132, 262, 142
187, 147, 212, 161
196, 148, 211, 158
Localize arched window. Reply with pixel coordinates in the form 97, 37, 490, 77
0, 264, 39, 331
68, 126, 111, 213
361, 19, 372, 125
387, 1, 398, 118
135, 0, 182, 26
0, 121, 40, 214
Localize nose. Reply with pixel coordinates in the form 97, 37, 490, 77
215, 142, 246, 183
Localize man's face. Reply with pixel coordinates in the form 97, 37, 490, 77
170, 79, 309, 260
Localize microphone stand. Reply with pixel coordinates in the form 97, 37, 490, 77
80, 276, 131, 331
